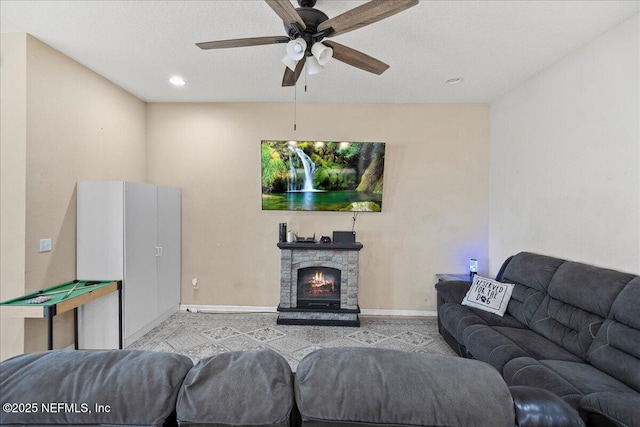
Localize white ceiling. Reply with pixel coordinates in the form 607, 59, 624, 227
1, 1, 638, 104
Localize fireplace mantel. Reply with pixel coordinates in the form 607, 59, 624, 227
277, 241, 362, 327
276, 242, 363, 251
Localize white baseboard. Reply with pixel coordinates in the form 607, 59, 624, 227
180, 304, 278, 314
179, 304, 436, 317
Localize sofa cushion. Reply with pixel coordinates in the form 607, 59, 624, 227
608, 277, 640, 330
439, 303, 488, 343
499, 252, 566, 326
469, 306, 527, 329
549, 262, 635, 319
463, 325, 581, 372
462, 276, 514, 316
493, 327, 583, 363
540, 359, 636, 394
503, 357, 637, 408
439, 303, 525, 344
469, 307, 527, 329
176, 349, 293, 427
588, 277, 640, 392
580, 392, 640, 427
503, 357, 585, 407
295, 347, 515, 427
0, 350, 193, 426
528, 261, 634, 360
462, 324, 531, 372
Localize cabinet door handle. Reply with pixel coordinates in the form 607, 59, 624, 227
158, 246, 163, 256
155, 246, 160, 256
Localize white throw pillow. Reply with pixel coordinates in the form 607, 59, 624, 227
461, 275, 514, 317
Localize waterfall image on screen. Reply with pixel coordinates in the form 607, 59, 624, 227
261, 140, 385, 212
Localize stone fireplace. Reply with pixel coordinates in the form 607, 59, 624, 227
277, 242, 362, 326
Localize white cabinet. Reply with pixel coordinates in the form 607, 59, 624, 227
77, 181, 181, 349
157, 187, 182, 315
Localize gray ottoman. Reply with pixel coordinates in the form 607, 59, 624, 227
176, 349, 295, 426
295, 348, 515, 427
0, 350, 193, 426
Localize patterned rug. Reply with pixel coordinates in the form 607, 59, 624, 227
127, 311, 456, 370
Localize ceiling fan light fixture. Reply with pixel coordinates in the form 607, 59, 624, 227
286, 38, 307, 61
311, 42, 333, 66
282, 55, 299, 72
306, 56, 324, 75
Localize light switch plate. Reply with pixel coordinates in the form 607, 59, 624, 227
39, 238, 52, 252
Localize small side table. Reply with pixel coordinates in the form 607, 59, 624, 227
436, 274, 473, 283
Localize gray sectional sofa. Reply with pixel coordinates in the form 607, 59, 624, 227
0, 347, 584, 427
436, 252, 640, 427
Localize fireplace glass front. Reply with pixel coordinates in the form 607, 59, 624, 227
297, 267, 341, 308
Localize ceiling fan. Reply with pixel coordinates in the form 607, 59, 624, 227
196, 0, 419, 87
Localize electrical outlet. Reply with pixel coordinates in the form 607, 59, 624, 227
192, 278, 199, 288
39, 238, 52, 252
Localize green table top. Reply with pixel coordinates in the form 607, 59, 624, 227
0, 280, 116, 306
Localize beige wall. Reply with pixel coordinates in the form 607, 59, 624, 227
0, 33, 28, 361
0, 34, 147, 357
147, 103, 490, 311
489, 14, 640, 275
2, 35, 489, 357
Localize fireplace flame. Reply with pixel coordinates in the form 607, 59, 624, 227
312, 271, 324, 286
307, 270, 336, 294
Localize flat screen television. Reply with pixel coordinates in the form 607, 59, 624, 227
261, 140, 385, 212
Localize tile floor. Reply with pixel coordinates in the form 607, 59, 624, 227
127, 311, 456, 370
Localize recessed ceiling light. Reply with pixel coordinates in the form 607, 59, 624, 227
446, 77, 463, 85
169, 76, 186, 87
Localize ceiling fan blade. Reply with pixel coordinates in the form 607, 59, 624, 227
282, 56, 307, 87
323, 41, 389, 75
196, 36, 290, 50
318, 0, 418, 37
265, 0, 306, 30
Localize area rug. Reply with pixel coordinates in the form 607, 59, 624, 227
127, 311, 456, 370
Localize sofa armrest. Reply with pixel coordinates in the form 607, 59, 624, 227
509, 386, 585, 427
580, 392, 640, 427
435, 280, 471, 305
